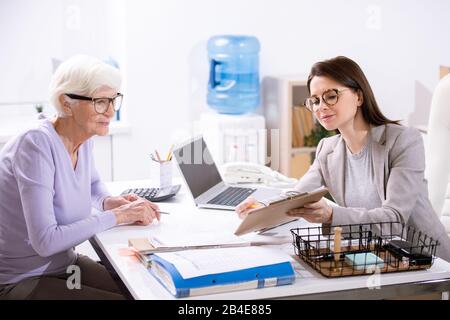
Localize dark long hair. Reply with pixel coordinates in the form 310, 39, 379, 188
307, 56, 399, 126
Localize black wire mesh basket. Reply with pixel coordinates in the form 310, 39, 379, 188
291, 221, 439, 278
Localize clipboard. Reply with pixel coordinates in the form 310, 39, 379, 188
234, 188, 329, 236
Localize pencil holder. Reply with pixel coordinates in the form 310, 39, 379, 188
158, 161, 172, 188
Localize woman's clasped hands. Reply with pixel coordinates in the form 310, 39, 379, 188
104, 194, 161, 226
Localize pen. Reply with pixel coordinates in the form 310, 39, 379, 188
157, 210, 170, 215
249, 201, 268, 209
166, 144, 174, 161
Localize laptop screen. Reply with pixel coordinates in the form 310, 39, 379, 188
173, 137, 223, 199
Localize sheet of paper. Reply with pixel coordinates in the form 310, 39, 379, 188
150, 230, 254, 247
149, 210, 254, 247
155, 246, 293, 279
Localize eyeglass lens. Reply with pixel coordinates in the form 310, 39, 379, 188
93, 95, 122, 113
305, 89, 339, 111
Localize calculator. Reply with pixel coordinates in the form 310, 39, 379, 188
121, 185, 181, 202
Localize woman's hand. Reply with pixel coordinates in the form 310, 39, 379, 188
103, 194, 139, 211
112, 198, 161, 225
235, 197, 264, 219
287, 198, 333, 224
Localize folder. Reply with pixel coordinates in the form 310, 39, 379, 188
149, 254, 295, 298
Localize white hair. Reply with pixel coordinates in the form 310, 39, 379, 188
49, 55, 122, 117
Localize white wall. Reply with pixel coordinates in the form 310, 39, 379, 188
118, 0, 450, 181
2, 0, 450, 181
0, 0, 126, 105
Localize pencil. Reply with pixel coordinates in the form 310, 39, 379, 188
154, 149, 162, 162
166, 144, 174, 161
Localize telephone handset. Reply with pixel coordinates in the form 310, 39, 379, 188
219, 162, 298, 188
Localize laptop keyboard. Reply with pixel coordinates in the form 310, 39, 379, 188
207, 187, 256, 207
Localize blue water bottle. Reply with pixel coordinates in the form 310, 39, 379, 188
207, 35, 260, 114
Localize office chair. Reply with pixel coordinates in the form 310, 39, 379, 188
425, 74, 450, 236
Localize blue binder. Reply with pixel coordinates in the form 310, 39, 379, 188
149, 254, 295, 298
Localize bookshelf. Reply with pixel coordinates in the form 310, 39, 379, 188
263, 75, 316, 178
440, 65, 450, 79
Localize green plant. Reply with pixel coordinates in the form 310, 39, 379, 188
35, 104, 44, 113
304, 123, 337, 147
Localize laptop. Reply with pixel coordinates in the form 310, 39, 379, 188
173, 136, 282, 210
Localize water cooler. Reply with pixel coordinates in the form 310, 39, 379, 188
200, 35, 265, 165
199, 112, 266, 165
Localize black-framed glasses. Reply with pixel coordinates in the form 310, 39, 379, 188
65, 93, 123, 114
304, 88, 349, 112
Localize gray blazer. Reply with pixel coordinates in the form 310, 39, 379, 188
295, 124, 450, 261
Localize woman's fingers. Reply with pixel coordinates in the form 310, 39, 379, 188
110, 196, 130, 208
303, 200, 322, 209
137, 208, 153, 226
149, 206, 160, 222
238, 210, 249, 219
287, 207, 318, 216
287, 207, 326, 223
141, 199, 160, 221
235, 197, 256, 216
235, 203, 246, 214
147, 204, 161, 222
145, 210, 154, 224
138, 204, 156, 224
118, 194, 138, 203
127, 199, 156, 225
147, 201, 160, 211
125, 193, 140, 202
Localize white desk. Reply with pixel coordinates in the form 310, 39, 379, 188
91, 180, 450, 300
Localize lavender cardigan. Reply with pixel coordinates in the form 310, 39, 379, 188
0, 120, 116, 284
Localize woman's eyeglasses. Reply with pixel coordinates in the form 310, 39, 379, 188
304, 88, 349, 112
65, 93, 123, 114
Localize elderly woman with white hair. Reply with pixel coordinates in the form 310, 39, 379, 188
0, 55, 160, 299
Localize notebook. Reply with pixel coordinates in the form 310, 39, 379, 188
148, 247, 295, 298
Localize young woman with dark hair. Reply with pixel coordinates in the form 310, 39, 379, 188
237, 56, 450, 261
